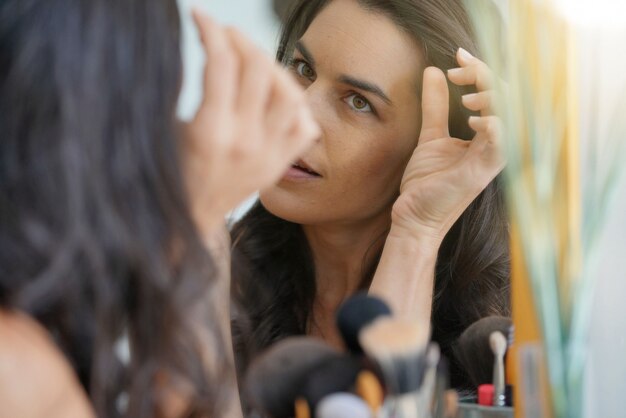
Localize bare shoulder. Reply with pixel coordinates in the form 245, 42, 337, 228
0, 309, 95, 418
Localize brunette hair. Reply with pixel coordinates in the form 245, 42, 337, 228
232, 0, 510, 390
0, 0, 231, 415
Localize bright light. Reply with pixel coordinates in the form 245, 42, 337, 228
554, 0, 626, 27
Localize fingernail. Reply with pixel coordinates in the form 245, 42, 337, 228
468, 116, 480, 125
447, 68, 463, 77
462, 93, 478, 103
458, 47, 474, 62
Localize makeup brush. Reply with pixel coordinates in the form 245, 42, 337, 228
244, 337, 342, 418
359, 317, 430, 418
453, 316, 512, 387
444, 390, 459, 418
355, 370, 385, 413
490, 331, 507, 407
359, 317, 429, 395
336, 292, 392, 354
295, 397, 311, 418
432, 352, 450, 418
299, 355, 362, 414
315, 393, 372, 418
414, 343, 441, 418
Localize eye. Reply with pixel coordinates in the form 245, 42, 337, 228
345, 93, 373, 113
292, 59, 316, 80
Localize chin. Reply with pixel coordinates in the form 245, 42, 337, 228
259, 185, 327, 225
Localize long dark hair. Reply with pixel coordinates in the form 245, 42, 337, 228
232, 0, 510, 389
0, 0, 231, 416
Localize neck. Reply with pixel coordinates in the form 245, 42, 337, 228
302, 210, 391, 310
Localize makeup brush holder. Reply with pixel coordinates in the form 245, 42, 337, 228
456, 403, 514, 418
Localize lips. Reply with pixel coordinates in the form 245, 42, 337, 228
281, 159, 322, 182
291, 159, 321, 177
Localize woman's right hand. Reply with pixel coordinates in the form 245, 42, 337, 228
183, 10, 320, 236
391, 51, 505, 246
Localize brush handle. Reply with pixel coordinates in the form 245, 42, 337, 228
492, 353, 505, 407
385, 379, 435, 418
395, 393, 421, 418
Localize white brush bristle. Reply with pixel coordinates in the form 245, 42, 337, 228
316, 393, 370, 418
489, 331, 507, 356
358, 317, 428, 358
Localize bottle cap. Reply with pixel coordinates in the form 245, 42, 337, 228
478, 384, 494, 407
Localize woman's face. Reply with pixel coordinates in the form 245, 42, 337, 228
260, 0, 424, 226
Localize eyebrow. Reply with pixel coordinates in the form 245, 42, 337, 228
295, 41, 315, 67
338, 75, 392, 105
295, 40, 393, 106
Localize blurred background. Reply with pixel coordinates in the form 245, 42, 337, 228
175, 1, 626, 416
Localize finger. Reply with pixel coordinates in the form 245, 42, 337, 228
456, 47, 480, 67
447, 64, 493, 91
419, 66, 450, 143
261, 105, 319, 189
447, 59, 493, 92
265, 68, 307, 139
465, 116, 506, 175
192, 9, 238, 116
225, 28, 274, 122
456, 118, 505, 193
461, 90, 495, 115
269, 66, 321, 148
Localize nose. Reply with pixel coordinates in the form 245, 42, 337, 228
303, 82, 329, 144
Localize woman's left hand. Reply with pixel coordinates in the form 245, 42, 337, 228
390, 48, 505, 246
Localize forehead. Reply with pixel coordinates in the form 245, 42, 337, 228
300, 0, 424, 93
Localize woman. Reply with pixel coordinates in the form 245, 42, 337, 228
0, 0, 318, 416
232, 0, 510, 390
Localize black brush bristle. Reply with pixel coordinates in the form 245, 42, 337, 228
336, 292, 392, 354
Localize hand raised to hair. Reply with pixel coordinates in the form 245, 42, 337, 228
390, 49, 505, 246
183, 10, 320, 236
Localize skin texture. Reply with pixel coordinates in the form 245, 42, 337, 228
259, 0, 504, 346
260, 0, 425, 343
260, 2, 424, 227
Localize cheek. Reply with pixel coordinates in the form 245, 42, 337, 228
344, 147, 399, 184
326, 127, 415, 211
325, 102, 421, 189
259, 118, 419, 225
335, 116, 417, 180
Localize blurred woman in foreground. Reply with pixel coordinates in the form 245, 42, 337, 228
0, 0, 318, 416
